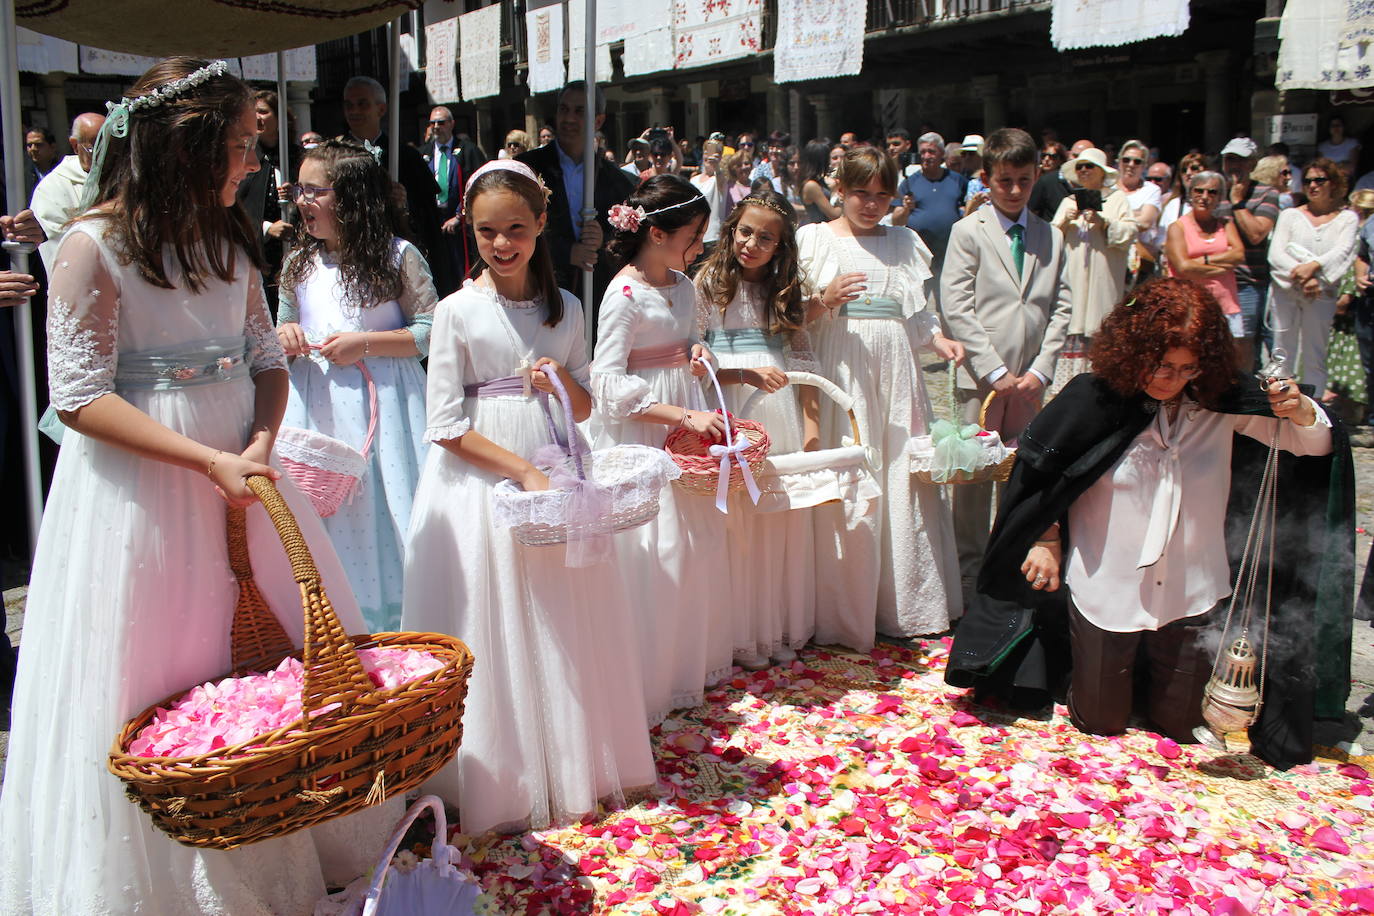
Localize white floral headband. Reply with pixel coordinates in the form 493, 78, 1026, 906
464, 159, 553, 203
607, 193, 705, 233
79, 59, 231, 211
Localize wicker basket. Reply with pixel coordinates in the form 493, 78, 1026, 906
277, 352, 378, 518
491, 366, 679, 546
911, 389, 1016, 485
664, 359, 770, 504
108, 476, 474, 850
738, 370, 880, 512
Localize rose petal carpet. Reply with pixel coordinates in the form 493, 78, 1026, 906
447, 640, 1373, 915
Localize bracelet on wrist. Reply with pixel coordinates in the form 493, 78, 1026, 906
206, 450, 224, 478
1034, 538, 1060, 547
679, 408, 689, 428
362, 334, 371, 357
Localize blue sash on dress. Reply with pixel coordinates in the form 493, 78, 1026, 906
839, 296, 903, 320
114, 336, 251, 391
704, 327, 784, 357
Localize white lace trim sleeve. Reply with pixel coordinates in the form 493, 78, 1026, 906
245, 271, 287, 376
590, 372, 658, 419
46, 231, 121, 413
397, 240, 438, 357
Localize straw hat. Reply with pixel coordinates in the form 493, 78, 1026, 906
1061, 147, 1117, 183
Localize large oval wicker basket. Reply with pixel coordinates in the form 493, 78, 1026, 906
108, 475, 474, 850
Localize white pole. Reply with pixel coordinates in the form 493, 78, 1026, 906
0, 0, 43, 557
581, 0, 596, 358
275, 52, 294, 223
388, 18, 401, 182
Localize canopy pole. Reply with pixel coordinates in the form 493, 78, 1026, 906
275, 51, 294, 223
1, 0, 44, 557
580, 0, 596, 359
388, 17, 401, 181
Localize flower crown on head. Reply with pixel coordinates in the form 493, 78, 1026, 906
607, 192, 705, 233
736, 194, 793, 222
79, 59, 232, 212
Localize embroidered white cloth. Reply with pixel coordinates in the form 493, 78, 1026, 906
1278, 0, 1374, 90
1049, 0, 1189, 51
241, 47, 316, 82
624, 28, 674, 76
425, 18, 459, 104
525, 4, 565, 94
773, 0, 865, 83
567, 0, 613, 83
672, 0, 762, 69
459, 5, 501, 101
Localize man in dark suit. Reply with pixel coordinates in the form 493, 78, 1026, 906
340, 76, 455, 294
422, 105, 486, 285
518, 81, 635, 323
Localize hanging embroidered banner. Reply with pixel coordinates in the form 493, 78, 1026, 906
1278, 0, 1374, 90
1049, 0, 1189, 51
240, 47, 317, 83
425, 18, 459, 104
773, 0, 865, 83
460, 4, 501, 101
567, 0, 613, 84
526, 3, 566, 94
672, 0, 762, 70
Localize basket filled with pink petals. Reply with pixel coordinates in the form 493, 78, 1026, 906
108, 476, 474, 850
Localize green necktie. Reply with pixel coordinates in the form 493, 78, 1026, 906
1007, 222, 1025, 278
436, 146, 450, 209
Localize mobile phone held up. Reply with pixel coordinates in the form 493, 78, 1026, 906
1072, 188, 1103, 211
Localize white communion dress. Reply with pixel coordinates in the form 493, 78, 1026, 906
0, 222, 396, 916
697, 280, 817, 662
401, 280, 656, 836
589, 272, 733, 725
797, 222, 961, 641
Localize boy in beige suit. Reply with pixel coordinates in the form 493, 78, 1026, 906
939, 127, 1074, 593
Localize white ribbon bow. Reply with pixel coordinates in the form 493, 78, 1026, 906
698, 358, 762, 514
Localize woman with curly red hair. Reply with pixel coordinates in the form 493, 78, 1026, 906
947, 278, 1355, 770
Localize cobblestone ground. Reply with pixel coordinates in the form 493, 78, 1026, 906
2, 362, 1372, 777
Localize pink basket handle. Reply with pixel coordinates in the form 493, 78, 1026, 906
306, 344, 379, 461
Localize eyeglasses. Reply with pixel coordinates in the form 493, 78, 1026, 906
1041, 152, 1063, 160
506, 141, 523, 148
1280, 169, 1292, 176
290, 184, 334, 202
1119, 156, 1145, 166
1146, 175, 1169, 183
428, 119, 450, 126
1304, 176, 1330, 186
1186, 163, 1204, 172
738, 141, 755, 147
1151, 362, 1202, 380
1191, 187, 1222, 196
1074, 163, 1098, 171
734, 227, 778, 249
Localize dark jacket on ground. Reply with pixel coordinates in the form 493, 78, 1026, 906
945, 373, 1355, 770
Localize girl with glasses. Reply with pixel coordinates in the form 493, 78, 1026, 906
275, 139, 437, 632
1164, 170, 1246, 355
695, 188, 819, 667
952, 278, 1342, 771
1267, 157, 1360, 399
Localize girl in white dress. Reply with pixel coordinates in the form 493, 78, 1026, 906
0, 57, 392, 916
694, 188, 819, 668
401, 161, 655, 836
797, 147, 966, 642
275, 140, 436, 631
590, 174, 730, 724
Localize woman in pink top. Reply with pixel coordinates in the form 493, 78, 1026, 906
1165, 171, 1245, 354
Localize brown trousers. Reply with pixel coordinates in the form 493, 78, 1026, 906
1067, 599, 1216, 743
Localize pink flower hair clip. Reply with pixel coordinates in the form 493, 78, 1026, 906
608, 203, 647, 233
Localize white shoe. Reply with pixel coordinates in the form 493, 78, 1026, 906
771, 646, 798, 664
736, 652, 770, 671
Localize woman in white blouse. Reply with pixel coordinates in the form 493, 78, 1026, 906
1019, 279, 1331, 742
1268, 156, 1360, 398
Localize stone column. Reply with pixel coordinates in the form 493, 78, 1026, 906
524, 94, 545, 141
971, 75, 1004, 132
287, 82, 314, 137
475, 101, 495, 155
42, 73, 67, 138
1197, 50, 1232, 155
789, 89, 803, 147
809, 94, 836, 145
687, 82, 712, 140
766, 84, 786, 134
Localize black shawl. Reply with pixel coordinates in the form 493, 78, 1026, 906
945, 373, 1355, 770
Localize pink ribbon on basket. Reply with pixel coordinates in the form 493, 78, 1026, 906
537, 364, 614, 568
698, 358, 762, 514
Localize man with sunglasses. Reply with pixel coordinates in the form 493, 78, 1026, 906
424, 105, 487, 285
1216, 136, 1280, 365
